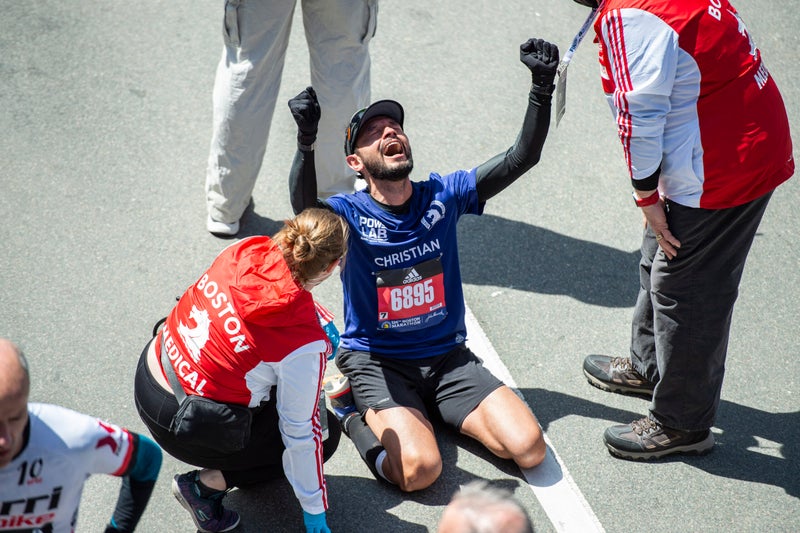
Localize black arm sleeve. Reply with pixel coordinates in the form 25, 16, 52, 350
105, 433, 160, 532
474, 89, 552, 202
289, 147, 329, 215
105, 477, 156, 533
632, 165, 661, 191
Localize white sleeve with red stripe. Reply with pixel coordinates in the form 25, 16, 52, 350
314, 300, 335, 325
599, 7, 679, 182
274, 340, 329, 515
85, 418, 135, 476
43, 403, 135, 477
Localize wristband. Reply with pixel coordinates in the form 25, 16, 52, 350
632, 190, 659, 207
531, 83, 556, 96
297, 141, 316, 152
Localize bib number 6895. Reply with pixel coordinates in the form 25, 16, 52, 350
390, 279, 434, 311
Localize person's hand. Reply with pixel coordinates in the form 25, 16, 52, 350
302, 510, 331, 533
640, 201, 681, 259
289, 86, 321, 147
519, 38, 560, 92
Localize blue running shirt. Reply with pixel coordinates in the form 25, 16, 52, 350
327, 169, 482, 359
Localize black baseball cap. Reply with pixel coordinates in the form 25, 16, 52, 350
344, 100, 404, 156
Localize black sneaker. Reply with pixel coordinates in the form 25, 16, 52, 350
583, 354, 655, 397
604, 416, 715, 460
172, 471, 240, 533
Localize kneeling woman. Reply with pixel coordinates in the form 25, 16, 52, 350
134, 208, 347, 533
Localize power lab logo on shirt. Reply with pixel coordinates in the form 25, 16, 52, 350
358, 216, 388, 243
421, 200, 445, 231
178, 305, 211, 363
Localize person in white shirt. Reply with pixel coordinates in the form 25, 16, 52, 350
0, 338, 162, 533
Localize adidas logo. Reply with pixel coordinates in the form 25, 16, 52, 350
403, 269, 422, 284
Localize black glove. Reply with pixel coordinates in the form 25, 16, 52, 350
573, 0, 599, 7
288, 86, 321, 149
519, 38, 560, 95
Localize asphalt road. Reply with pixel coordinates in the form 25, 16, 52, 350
1, 1, 798, 532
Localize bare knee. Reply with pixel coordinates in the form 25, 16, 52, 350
392, 449, 442, 492
508, 425, 547, 469
367, 406, 442, 491
462, 387, 547, 470
513, 436, 547, 469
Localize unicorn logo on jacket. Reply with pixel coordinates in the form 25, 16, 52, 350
178, 305, 211, 363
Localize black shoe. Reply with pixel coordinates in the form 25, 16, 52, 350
603, 416, 715, 460
583, 355, 655, 397
172, 471, 240, 533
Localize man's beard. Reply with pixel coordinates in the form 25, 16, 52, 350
362, 152, 414, 182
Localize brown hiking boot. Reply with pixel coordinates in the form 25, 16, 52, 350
603, 416, 715, 460
583, 354, 654, 397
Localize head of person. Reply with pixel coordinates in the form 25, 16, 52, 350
0, 338, 30, 469
437, 481, 534, 533
273, 208, 349, 289
344, 100, 413, 184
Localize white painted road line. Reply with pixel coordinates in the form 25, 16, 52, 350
464, 305, 605, 533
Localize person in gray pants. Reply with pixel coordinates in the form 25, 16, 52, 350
575, 0, 794, 460
206, 0, 378, 236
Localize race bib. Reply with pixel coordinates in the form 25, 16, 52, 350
375, 257, 447, 332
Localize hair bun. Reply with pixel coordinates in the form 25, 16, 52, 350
274, 208, 348, 286
293, 234, 314, 262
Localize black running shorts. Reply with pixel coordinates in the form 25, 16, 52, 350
335, 344, 503, 430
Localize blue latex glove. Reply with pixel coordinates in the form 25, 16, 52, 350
302, 510, 331, 533
321, 319, 340, 359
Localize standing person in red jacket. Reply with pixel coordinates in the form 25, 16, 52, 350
134, 208, 348, 532
572, 0, 794, 459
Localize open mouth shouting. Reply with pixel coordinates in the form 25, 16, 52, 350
382, 138, 405, 158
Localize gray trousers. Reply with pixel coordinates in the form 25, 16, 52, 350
206, 0, 378, 224
630, 192, 772, 431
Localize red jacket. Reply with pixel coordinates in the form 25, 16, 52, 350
594, 0, 793, 208
159, 235, 331, 406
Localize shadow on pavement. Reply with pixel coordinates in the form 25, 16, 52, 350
222, 391, 798, 532
237, 201, 284, 239
691, 403, 799, 499
458, 214, 640, 307
521, 387, 799, 498
221, 418, 528, 532
238, 207, 641, 308
223, 474, 428, 533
